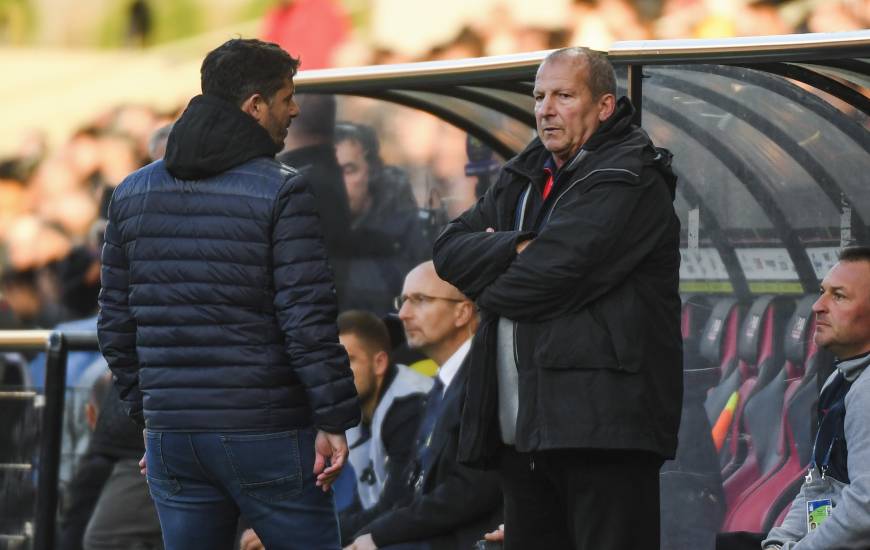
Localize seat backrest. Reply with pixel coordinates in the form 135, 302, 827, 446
741, 295, 814, 477
720, 295, 794, 478
700, 297, 742, 381
737, 295, 795, 391
682, 295, 720, 398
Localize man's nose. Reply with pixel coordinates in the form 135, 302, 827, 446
538, 95, 555, 116
812, 294, 826, 314
398, 301, 411, 321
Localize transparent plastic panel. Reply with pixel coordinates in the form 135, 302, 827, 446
330, 95, 509, 315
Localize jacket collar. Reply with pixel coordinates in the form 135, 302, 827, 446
837, 350, 870, 382
503, 96, 637, 181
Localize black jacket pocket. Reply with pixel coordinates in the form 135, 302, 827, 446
532, 308, 619, 370
531, 284, 643, 372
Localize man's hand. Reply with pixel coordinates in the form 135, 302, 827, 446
314, 430, 348, 492
516, 239, 532, 254
240, 528, 265, 550
485, 227, 532, 254
139, 429, 147, 475
484, 524, 504, 542
343, 533, 377, 550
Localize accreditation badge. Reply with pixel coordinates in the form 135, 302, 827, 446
806, 498, 832, 531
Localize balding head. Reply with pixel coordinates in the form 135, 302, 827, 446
398, 261, 477, 365
404, 261, 466, 302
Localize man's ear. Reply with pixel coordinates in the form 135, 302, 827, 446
373, 350, 389, 377
598, 94, 616, 122
454, 300, 474, 329
240, 93, 266, 122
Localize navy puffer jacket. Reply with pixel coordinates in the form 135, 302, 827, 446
97, 94, 360, 434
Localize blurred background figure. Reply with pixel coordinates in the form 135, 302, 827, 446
334, 122, 428, 315
261, 0, 350, 69
126, 0, 153, 48
277, 93, 355, 312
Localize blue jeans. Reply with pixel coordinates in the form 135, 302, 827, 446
145, 428, 339, 550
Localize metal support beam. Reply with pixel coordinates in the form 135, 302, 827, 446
627, 64, 644, 126
34, 332, 67, 550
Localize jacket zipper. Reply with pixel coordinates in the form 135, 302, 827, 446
513, 183, 532, 368
544, 168, 639, 224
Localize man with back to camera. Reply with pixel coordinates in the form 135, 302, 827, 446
97, 38, 360, 550
761, 246, 870, 549
433, 47, 682, 549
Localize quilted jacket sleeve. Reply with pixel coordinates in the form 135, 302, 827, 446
271, 173, 360, 433
97, 196, 144, 427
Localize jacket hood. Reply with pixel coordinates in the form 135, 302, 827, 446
504, 96, 637, 175
164, 94, 282, 180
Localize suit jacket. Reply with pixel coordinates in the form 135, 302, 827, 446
362, 356, 502, 550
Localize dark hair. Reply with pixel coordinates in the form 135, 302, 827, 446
338, 310, 391, 355
839, 245, 870, 265
334, 122, 384, 174
200, 38, 299, 106
543, 47, 616, 100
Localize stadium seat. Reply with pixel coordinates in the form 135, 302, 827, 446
718, 295, 795, 484
721, 295, 816, 531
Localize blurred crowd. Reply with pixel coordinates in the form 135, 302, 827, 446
304, 0, 870, 66
0, 106, 177, 330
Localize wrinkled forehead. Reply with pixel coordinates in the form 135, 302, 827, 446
824, 261, 870, 296
534, 56, 590, 90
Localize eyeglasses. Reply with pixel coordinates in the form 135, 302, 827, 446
393, 293, 465, 310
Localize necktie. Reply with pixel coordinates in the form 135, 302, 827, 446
415, 378, 445, 480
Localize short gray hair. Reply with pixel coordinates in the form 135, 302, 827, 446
542, 47, 616, 100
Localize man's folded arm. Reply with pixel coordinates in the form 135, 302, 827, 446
433, 190, 534, 300
477, 179, 669, 321
97, 201, 144, 427
271, 174, 360, 433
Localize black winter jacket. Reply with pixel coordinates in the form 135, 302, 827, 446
433, 98, 682, 466
98, 94, 359, 433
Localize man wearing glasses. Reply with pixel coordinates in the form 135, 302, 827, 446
342, 261, 502, 550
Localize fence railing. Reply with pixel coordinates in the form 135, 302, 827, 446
0, 330, 99, 550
